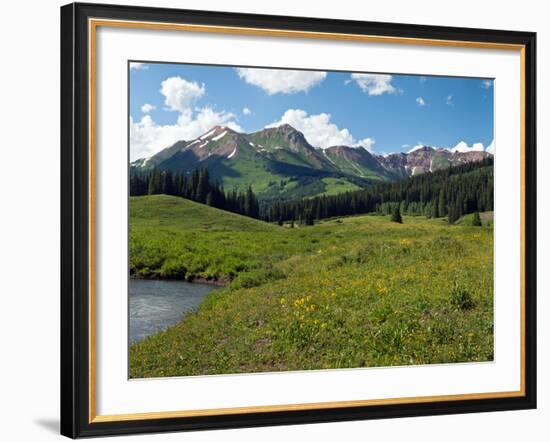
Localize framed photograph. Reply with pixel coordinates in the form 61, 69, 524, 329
60, 2, 537, 438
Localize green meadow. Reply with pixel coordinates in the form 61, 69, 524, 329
129, 195, 494, 378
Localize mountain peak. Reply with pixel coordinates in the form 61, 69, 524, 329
408, 145, 434, 154
262, 123, 304, 137
132, 125, 492, 190
326, 145, 374, 157
254, 124, 313, 149
277, 123, 298, 132
212, 124, 236, 132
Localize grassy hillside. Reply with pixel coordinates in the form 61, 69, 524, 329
456, 211, 494, 227
130, 195, 494, 377
130, 195, 277, 281
131, 194, 272, 232
320, 177, 363, 196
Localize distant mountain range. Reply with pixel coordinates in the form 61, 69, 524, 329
131, 124, 492, 200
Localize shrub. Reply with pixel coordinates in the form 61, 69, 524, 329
450, 283, 475, 310
229, 265, 285, 290
429, 235, 464, 255
390, 207, 403, 224
136, 267, 159, 279
355, 247, 373, 263
472, 211, 482, 227
330, 246, 373, 268
159, 257, 187, 279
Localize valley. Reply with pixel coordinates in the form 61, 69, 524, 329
129, 195, 494, 377
127, 63, 496, 379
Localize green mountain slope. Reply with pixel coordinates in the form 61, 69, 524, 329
130, 195, 274, 233
132, 125, 371, 200
323, 145, 396, 181
131, 125, 492, 201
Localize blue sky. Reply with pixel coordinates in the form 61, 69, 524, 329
129, 61, 493, 161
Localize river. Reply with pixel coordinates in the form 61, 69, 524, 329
129, 279, 217, 343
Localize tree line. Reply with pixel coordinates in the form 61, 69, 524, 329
261, 157, 493, 225
131, 158, 493, 225
130, 167, 260, 219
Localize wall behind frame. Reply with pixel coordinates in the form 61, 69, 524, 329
0, 0, 546, 440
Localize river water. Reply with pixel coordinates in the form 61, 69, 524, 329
129, 279, 217, 343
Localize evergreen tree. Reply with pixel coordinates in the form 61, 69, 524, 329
390, 207, 403, 224
130, 166, 261, 220
195, 169, 209, 202
162, 170, 174, 195
433, 197, 439, 218
205, 191, 214, 207
245, 186, 259, 218
447, 200, 459, 224
129, 155, 493, 227
147, 167, 162, 195
472, 211, 482, 226
438, 189, 447, 217
304, 209, 314, 226
260, 158, 493, 224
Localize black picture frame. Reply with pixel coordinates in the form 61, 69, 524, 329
61, 2, 537, 438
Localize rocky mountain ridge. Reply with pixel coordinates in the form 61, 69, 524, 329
131, 124, 492, 198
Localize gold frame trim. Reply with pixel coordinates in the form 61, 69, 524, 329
88, 18, 527, 424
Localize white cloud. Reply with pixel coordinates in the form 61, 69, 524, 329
242, 107, 252, 115
408, 144, 428, 153
141, 103, 156, 113
416, 97, 427, 106
235, 68, 326, 95
267, 108, 375, 152
160, 76, 205, 112
403, 140, 493, 155
481, 79, 493, 89
349, 74, 397, 96
130, 109, 242, 161
446, 95, 454, 106
130, 62, 148, 70
357, 137, 375, 152
450, 141, 486, 153
130, 75, 241, 161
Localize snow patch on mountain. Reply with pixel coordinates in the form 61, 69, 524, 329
200, 128, 217, 140
211, 131, 227, 142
